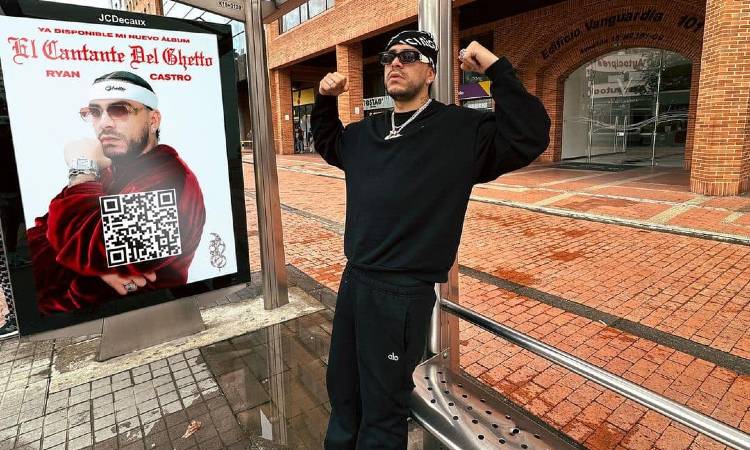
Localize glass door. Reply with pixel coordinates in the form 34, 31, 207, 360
563, 48, 692, 167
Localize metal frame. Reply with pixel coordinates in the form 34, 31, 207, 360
420, 0, 460, 371
244, 0, 289, 309
174, 0, 299, 313
439, 299, 750, 450
97, 297, 204, 360
264, 323, 289, 443
650, 49, 664, 167
0, 225, 19, 339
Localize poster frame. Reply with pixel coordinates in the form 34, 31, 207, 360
0, 0, 251, 336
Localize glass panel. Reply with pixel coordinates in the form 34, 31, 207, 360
563, 47, 691, 166
233, 32, 246, 54
300, 3, 308, 22
201, 314, 333, 446
230, 21, 244, 35
282, 8, 301, 32
589, 49, 656, 162
653, 51, 691, 167
327, 0, 335, 9
309, 0, 326, 17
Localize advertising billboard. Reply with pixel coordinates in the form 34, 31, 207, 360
0, 0, 250, 335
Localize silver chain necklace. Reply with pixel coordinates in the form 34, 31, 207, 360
385, 98, 432, 140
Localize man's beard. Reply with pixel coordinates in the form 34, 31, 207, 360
386, 81, 419, 102
101, 125, 149, 163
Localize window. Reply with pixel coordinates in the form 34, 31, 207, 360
281, 8, 301, 32
163, 1, 247, 54
363, 62, 385, 98
308, 0, 325, 17
279, 0, 335, 33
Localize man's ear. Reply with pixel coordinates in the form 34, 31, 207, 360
428, 65, 436, 84
150, 109, 162, 132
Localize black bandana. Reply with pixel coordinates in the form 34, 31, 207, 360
385, 30, 438, 68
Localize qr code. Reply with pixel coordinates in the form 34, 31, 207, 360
100, 189, 182, 267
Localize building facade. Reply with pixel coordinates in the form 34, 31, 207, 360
116, 0, 750, 196
113, 0, 163, 15
264, 0, 750, 196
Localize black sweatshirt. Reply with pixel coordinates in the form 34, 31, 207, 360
311, 57, 551, 283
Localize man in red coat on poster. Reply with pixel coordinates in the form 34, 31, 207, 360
28, 71, 206, 315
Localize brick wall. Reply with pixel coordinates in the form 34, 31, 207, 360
690, 0, 750, 196
269, 68, 294, 154
336, 43, 364, 125
266, 0, 417, 70
124, 0, 163, 14
267, 0, 750, 195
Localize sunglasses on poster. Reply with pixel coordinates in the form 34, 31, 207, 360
379, 50, 432, 66
79, 103, 145, 122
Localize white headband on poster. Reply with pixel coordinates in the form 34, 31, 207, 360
88, 80, 159, 109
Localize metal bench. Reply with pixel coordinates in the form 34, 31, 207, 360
411, 356, 578, 450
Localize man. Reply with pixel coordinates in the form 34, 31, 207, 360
311, 31, 551, 449
295, 125, 305, 153
28, 71, 206, 315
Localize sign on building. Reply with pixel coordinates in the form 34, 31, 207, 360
364, 95, 394, 111
172, 0, 245, 21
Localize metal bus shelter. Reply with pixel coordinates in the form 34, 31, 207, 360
226, 0, 750, 448
1, 0, 748, 447
181, 0, 750, 448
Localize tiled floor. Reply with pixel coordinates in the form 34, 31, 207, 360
0, 268, 331, 450
0, 295, 418, 449
199, 311, 426, 450
0, 345, 244, 450
0, 312, 332, 450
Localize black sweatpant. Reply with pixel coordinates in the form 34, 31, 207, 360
325, 264, 437, 450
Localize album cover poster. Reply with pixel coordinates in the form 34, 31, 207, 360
0, 7, 249, 335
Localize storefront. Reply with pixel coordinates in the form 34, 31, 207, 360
562, 48, 691, 167
458, 34, 493, 113
459, 77, 492, 112
292, 87, 315, 153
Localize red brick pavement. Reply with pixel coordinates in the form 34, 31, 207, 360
240, 156, 750, 449
546, 195, 672, 220
266, 154, 750, 239
458, 275, 748, 450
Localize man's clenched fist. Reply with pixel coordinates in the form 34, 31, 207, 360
64, 138, 111, 170
319, 72, 349, 96
458, 41, 500, 75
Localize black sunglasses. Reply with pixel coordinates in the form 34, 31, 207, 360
379, 50, 431, 66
